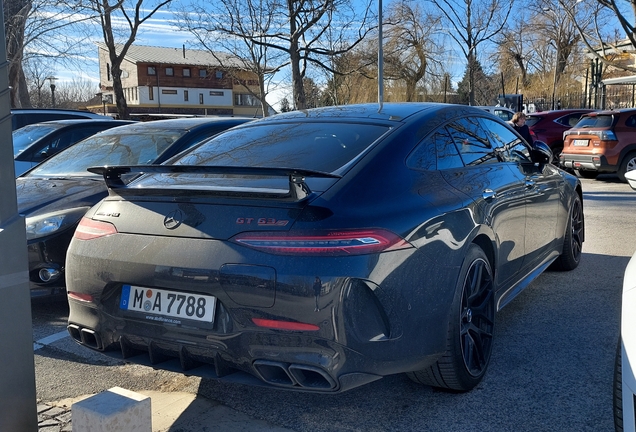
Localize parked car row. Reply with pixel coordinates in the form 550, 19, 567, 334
13, 119, 132, 176
19, 117, 252, 299
525, 109, 596, 159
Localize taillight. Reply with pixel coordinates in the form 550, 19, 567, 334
252, 318, 319, 331
232, 229, 412, 256
600, 130, 617, 140
74, 217, 118, 240
67, 291, 94, 302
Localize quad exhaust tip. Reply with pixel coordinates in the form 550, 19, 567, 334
67, 324, 103, 350
253, 360, 336, 390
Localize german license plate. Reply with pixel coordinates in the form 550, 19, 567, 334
120, 285, 216, 323
573, 139, 589, 146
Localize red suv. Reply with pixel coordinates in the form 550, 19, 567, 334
561, 109, 636, 182
526, 109, 595, 159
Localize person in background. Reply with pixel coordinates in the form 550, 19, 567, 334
509, 112, 534, 145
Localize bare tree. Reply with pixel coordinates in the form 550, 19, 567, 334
4, 0, 31, 108
178, 0, 286, 117
383, 1, 443, 102
190, 0, 376, 110
496, 18, 533, 89
559, 0, 634, 73
426, 0, 513, 105
4, 0, 96, 108
23, 59, 56, 108
81, 0, 172, 119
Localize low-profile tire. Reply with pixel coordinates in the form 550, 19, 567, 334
575, 169, 599, 179
552, 194, 583, 271
615, 339, 624, 432
407, 244, 495, 392
618, 152, 636, 183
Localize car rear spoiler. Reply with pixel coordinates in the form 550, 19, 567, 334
87, 165, 342, 201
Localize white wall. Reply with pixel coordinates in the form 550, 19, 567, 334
136, 87, 233, 107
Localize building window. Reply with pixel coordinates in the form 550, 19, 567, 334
134, 87, 138, 101
199, 93, 204, 104
165, 67, 174, 76
162, 89, 177, 95
234, 93, 259, 106
199, 69, 207, 78
184, 90, 189, 102
106, 63, 111, 81
183, 68, 191, 77
149, 86, 154, 100
209, 91, 224, 96
215, 70, 223, 79
148, 66, 156, 76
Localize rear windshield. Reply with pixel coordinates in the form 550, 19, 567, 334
173, 122, 389, 173
574, 115, 614, 128
12, 124, 60, 156
525, 116, 541, 127
26, 129, 187, 177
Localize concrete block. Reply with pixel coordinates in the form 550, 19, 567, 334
72, 387, 151, 432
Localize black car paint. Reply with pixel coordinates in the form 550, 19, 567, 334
64, 103, 583, 392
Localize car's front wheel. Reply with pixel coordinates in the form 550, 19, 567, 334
407, 244, 495, 392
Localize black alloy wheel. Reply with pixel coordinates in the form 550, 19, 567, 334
459, 254, 495, 377
407, 244, 495, 391
552, 194, 583, 271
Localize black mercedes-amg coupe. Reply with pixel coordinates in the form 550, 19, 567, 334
65, 103, 584, 393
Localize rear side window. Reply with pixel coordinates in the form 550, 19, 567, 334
407, 128, 463, 171
624, 115, 636, 128
174, 123, 389, 173
575, 115, 614, 128
556, 113, 588, 127
447, 117, 497, 166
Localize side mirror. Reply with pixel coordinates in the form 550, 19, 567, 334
626, 170, 636, 191
530, 140, 552, 164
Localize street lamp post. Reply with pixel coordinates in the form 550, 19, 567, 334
47, 76, 57, 108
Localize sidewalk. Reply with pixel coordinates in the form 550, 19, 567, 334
38, 390, 294, 432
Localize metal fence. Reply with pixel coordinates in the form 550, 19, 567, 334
524, 85, 636, 111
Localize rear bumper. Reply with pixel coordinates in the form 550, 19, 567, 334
560, 153, 615, 173
67, 298, 441, 393
64, 233, 459, 392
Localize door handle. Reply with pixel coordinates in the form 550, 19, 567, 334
483, 189, 496, 200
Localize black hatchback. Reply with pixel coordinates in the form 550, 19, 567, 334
65, 103, 584, 393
